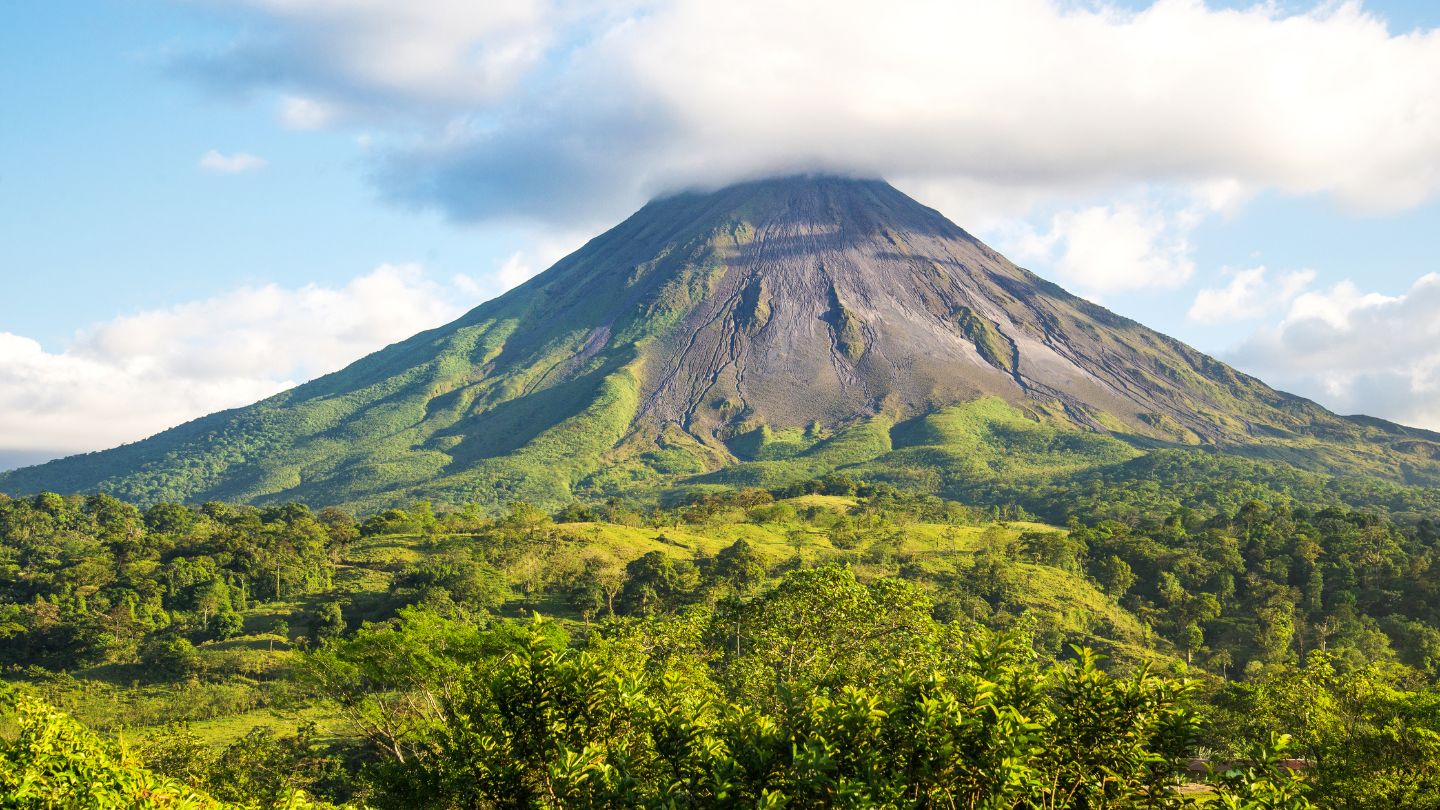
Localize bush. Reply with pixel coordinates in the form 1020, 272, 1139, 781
213, 611, 245, 641
140, 635, 201, 681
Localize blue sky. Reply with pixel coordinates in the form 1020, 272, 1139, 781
1, 2, 529, 345
3, 0, 1440, 467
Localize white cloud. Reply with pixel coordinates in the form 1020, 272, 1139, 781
0, 332, 289, 463
0, 264, 488, 464
1006, 199, 1196, 293
991, 184, 1246, 294
180, 0, 1440, 229
187, 0, 560, 112
504, 234, 587, 288
1227, 273, 1440, 430
278, 95, 339, 129
452, 233, 589, 300
198, 149, 269, 173
1189, 266, 1316, 324
1284, 280, 1399, 328
494, 253, 537, 290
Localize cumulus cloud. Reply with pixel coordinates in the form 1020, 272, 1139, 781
0, 332, 289, 466
182, 0, 564, 109
198, 149, 269, 173
175, 0, 1440, 233
1226, 273, 1440, 430
0, 265, 487, 467
1000, 196, 1197, 294
1189, 266, 1317, 323
278, 95, 339, 129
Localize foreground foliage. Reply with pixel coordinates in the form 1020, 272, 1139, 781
0, 684, 336, 808
4, 575, 1314, 808
6, 475, 1440, 806
0, 685, 213, 808
420, 620, 1200, 807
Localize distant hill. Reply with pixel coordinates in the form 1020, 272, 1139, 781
6, 175, 1439, 509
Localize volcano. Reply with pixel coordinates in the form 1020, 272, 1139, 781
5, 176, 1438, 508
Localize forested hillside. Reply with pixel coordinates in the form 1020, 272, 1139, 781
6, 460, 1440, 807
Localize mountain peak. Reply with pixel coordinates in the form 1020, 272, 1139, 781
5, 176, 1437, 509
641, 173, 968, 244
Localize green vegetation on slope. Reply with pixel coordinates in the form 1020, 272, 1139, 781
955, 306, 1016, 373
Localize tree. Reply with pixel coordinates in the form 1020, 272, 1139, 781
1256, 596, 1297, 663
361, 509, 413, 538
707, 566, 948, 708
269, 618, 290, 652
705, 538, 766, 596
192, 578, 232, 634
296, 608, 520, 764
213, 610, 244, 641
1044, 648, 1199, 807
1096, 555, 1136, 599
143, 502, 195, 536
140, 635, 201, 681
617, 551, 692, 616
1184, 622, 1205, 665
308, 601, 346, 645
575, 550, 626, 618
206, 724, 344, 806
1209, 648, 1234, 680
1207, 654, 1440, 810
315, 507, 358, 552
390, 552, 509, 617
1019, 530, 1086, 573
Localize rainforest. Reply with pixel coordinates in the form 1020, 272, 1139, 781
7, 445, 1440, 807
